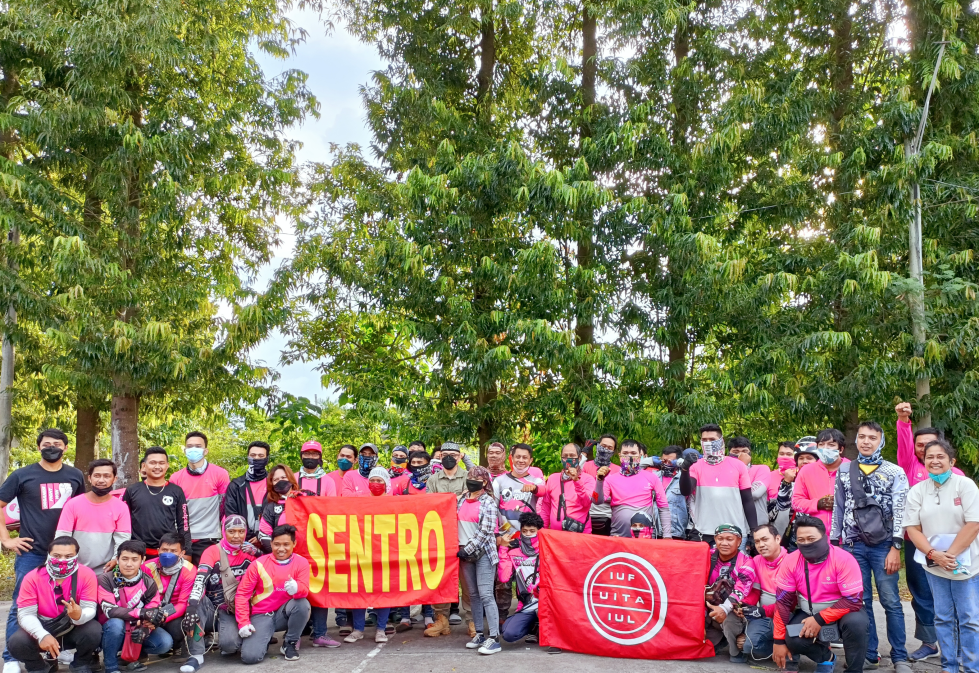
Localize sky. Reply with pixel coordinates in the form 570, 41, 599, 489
247, 9, 384, 403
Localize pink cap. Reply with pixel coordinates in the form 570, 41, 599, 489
301, 440, 322, 455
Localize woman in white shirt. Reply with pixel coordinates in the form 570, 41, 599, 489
904, 439, 979, 673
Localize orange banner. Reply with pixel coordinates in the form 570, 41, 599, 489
287, 494, 460, 608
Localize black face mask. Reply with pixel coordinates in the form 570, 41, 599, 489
466, 479, 484, 493
301, 457, 322, 470
40, 447, 64, 463
91, 485, 113, 497
247, 457, 269, 481
797, 536, 830, 564
273, 479, 292, 495
442, 455, 458, 470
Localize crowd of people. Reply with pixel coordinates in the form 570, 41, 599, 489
0, 400, 976, 673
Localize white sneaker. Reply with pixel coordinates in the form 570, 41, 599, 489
4, 662, 21, 673
374, 631, 388, 643
343, 630, 364, 643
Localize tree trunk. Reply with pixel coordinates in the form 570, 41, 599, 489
111, 395, 139, 486
572, 5, 598, 444
476, 2, 496, 124
0, 66, 21, 486
75, 405, 101, 472
842, 408, 860, 461
476, 386, 498, 466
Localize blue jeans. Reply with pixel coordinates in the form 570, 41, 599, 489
102, 618, 173, 672
905, 539, 938, 644
310, 607, 329, 638
850, 541, 907, 662
3, 550, 48, 662
926, 571, 979, 673
352, 608, 390, 632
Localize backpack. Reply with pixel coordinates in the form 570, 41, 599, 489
848, 465, 891, 546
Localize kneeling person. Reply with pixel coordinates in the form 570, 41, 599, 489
235, 524, 310, 664
142, 534, 196, 665
499, 512, 542, 644
704, 524, 757, 658
773, 516, 867, 673
8, 536, 101, 673
98, 541, 173, 673
182, 516, 259, 670
738, 524, 793, 664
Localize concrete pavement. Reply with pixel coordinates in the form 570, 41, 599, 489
0, 601, 946, 673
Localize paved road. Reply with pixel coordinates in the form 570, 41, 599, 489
0, 602, 945, 673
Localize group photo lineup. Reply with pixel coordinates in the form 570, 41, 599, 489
4, 0, 979, 671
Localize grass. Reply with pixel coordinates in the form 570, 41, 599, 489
0, 550, 14, 601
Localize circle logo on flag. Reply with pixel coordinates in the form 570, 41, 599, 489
582, 551, 668, 645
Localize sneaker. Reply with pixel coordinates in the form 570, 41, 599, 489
448, 612, 463, 625
344, 630, 364, 643
280, 641, 300, 661
478, 638, 501, 655
524, 634, 538, 644
310, 635, 341, 648
59, 650, 76, 665
5, 663, 22, 673
384, 624, 396, 636
338, 625, 353, 637
730, 654, 747, 664
546, 647, 563, 654
865, 656, 880, 670
815, 654, 836, 673
909, 644, 940, 661
894, 661, 913, 673
179, 658, 202, 673
375, 631, 388, 643
466, 635, 487, 650
396, 620, 412, 633
126, 663, 147, 672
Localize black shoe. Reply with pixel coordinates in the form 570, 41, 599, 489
280, 641, 300, 662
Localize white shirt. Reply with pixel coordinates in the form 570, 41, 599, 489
904, 472, 979, 579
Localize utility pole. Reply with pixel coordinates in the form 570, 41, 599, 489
906, 39, 946, 429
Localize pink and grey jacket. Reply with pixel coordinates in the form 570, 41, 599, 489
170, 462, 230, 541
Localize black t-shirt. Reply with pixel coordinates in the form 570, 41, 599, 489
122, 481, 191, 551
0, 462, 85, 552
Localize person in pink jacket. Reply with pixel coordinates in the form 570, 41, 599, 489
537, 443, 596, 533
791, 428, 849, 535
894, 402, 963, 662
498, 512, 543, 644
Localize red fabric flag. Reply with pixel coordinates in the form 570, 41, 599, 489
287, 493, 459, 608
538, 529, 715, 659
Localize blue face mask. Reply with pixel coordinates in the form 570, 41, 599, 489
159, 552, 180, 568
930, 469, 953, 485
185, 447, 205, 463
337, 457, 353, 472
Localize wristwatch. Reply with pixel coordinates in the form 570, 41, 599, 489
892, 539, 904, 551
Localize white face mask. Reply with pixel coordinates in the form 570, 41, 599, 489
816, 447, 840, 465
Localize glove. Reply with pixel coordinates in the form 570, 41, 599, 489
239, 624, 255, 638
182, 612, 200, 633
241, 541, 260, 556
680, 449, 700, 471
284, 579, 298, 596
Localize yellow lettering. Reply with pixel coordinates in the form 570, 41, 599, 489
349, 515, 373, 593
306, 514, 326, 593
421, 511, 445, 590
326, 515, 348, 593
398, 514, 421, 591
374, 514, 396, 592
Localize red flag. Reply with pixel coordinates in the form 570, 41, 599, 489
538, 529, 714, 659
287, 493, 459, 608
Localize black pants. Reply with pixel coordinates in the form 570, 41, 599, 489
685, 529, 715, 546
591, 517, 611, 537
190, 539, 219, 566
784, 609, 868, 673
9, 621, 103, 673
162, 618, 187, 655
